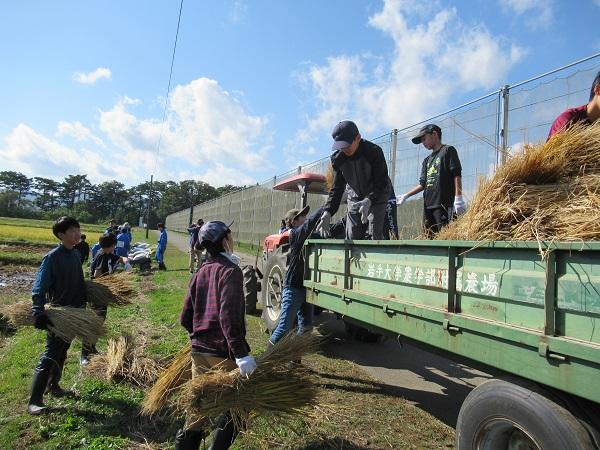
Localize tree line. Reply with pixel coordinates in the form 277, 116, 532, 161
0, 171, 243, 226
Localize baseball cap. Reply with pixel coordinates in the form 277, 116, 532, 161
284, 205, 310, 224
199, 220, 234, 245
331, 120, 359, 151
411, 124, 441, 144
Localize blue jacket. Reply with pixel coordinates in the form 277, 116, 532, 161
157, 229, 168, 252
116, 232, 131, 257
32, 244, 87, 316
91, 242, 101, 259
187, 225, 200, 247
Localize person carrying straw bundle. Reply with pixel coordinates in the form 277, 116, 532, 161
27, 216, 88, 415
175, 220, 256, 450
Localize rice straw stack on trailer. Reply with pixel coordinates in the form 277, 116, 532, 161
437, 122, 600, 243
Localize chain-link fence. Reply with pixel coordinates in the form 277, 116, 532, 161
167, 53, 600, 243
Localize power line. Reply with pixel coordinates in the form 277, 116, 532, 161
145, 0, 184, 238
153, 0, 184, 175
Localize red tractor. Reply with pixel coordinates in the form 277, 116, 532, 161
258, 172, 328, 331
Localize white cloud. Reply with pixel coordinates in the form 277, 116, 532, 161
99, 78, 272, 175
0, 124, 112, 183
230, 1, 248, 24
287, 0, 524, 162
501, 0, 554, 29
72, 67, 112, 85
56, 120, 105, 147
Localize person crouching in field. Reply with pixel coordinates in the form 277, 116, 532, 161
81, 234, 130, 365
176, 220, 256, 450
156, 222, 168, 271
269, 206, 322, 348
28, 216, 87, 415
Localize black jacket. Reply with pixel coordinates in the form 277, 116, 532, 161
324, 139, 392, 215
284, 207, 324, 289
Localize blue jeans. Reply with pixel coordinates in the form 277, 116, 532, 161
269, 286, 314, 344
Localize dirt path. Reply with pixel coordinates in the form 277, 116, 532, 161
164, 229, 492, 428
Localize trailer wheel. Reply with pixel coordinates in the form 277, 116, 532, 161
261, 246, 288, 332
456, 378, 595, 450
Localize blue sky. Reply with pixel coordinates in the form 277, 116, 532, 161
1, 0, 599, 187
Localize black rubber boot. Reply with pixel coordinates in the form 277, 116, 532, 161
46, 358, 68, 397
27, 369, 50, 415
208, 414, 238, 450
158, 262, 167, 271
174, 428, 205, 450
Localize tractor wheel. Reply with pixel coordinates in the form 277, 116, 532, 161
260, 246, 288, 332
242, 265, 258, 315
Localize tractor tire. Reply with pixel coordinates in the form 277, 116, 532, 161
242, 265, 258, 315
456, 377, 596, 450
260, 246, 289, 332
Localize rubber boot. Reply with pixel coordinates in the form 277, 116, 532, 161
174, 428, 205, 450
27, 369, 50, 415
159, 262, 167, 271
80, 343, 98, 366
208, 414, 238, 450
46, 358, 68, 397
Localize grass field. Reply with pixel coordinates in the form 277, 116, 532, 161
0, 218, 454, 449
0, 217, 106, 245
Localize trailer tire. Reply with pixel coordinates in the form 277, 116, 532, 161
261, 246, 288, 332
456, 378, 595, 450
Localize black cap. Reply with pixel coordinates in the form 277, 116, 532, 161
411, 124, 441, 145
199, 220, 234, 245
331, 120, 359, 151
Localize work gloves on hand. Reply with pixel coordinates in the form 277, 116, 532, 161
454, 195, 466, 215
355, 197, 372, 224
396, 194, 408, 205
236, 355, 257, 378
33, 313, 52, 331
315, 211, 332, 238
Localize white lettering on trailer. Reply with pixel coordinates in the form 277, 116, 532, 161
464, 272, 479, 293
481, 274, 499, 296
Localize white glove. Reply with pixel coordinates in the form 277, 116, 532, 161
396, 194, 407, 205
315, 211, 332, 238
454, 195, 466, 215
236, 355, 257, 378
355, 198, 372, 224
124, 263, 132, 272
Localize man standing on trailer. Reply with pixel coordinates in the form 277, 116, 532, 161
315, 120, 392, 240
548, 71, 600, 139
397, 124, 465, 237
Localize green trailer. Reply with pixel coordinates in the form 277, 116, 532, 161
303, 239, 600, 450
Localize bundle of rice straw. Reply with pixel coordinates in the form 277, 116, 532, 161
437, 122, 600, 242
0, 301, 105, 343
86, 334, 160, 387
178, 332, 321, 425
141, 345, 192, 415
86, 272, 135, 308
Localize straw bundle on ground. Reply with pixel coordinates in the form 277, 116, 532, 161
437, 122, 600, 242
141, 344, 192, 416
0, 301, 105, 343
86, 273, 136, 308
86, 334, 160, 387
179, 332, 321, 425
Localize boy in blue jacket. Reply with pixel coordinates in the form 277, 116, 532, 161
269, 205, 322, 346
28, 217, 87, 415
156, 222, 168, 271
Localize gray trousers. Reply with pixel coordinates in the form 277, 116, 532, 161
346, 201, 387, 240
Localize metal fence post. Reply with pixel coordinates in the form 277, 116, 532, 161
501, 85, 510, 166
390, 129, 398, 187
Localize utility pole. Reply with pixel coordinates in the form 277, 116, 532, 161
145, 174, 153, 239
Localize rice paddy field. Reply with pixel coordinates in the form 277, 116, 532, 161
0, 217, 454, 449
